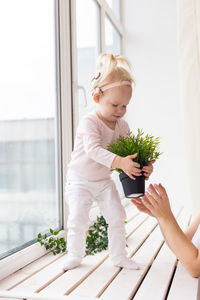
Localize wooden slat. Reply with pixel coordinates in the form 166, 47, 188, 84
100, 225, 164, 300
124, 204, 139, 222
0, 253, 64, 290
6, 204, 139, 294
0, 202, 135, 292
134, 244, 176, 300
38, 214, 153, 297
125, 213, 148, 236
0, 298, 21, 300
39, 218, 157, 297
133, 208, 191, 300
99, 203, 180, 300
89, 201, 137, 223
1, 203, 197, 300
9, 255, 67, 293
167, 262, 198, 300
71, 218, 157, 298
0, 201, 134, 290
38, 251, 108, 296
0, 290, 96, 300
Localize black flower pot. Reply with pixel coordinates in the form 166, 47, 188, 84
119, 171, 145, 198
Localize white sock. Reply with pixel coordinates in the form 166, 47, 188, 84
63, 258, 82, 271
115, 257, 139, 270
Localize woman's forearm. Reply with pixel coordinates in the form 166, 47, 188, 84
158, 214, 200, 277
140, 184, 200, 277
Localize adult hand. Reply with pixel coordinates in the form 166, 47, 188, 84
142, 161, 155, 180
131, 198, 154, 217
141, 184, 173, 221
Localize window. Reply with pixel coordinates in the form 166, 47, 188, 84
105, 16, 122, 54
0, 0, 62, 259
75, 0, 100, 122
73, 0, 122, 128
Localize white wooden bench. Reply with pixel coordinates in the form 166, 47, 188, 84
0, 201, 198, 300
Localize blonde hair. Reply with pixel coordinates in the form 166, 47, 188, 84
91, 53, 135, 95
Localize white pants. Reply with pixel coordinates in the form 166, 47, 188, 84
65, 171, 127, 265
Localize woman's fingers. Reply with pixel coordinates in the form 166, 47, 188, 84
131, 199, 141, 207
145, 191, 157, 206
131, 199, 143, 210
158, 184, 168, 198
131, 198, 153, 216
150, 184, 169, 205
141, 194, 153, 208
147, 184, 161, 201
132, 197, 144, 205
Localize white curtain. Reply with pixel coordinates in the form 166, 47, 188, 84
177, 0, 200, 214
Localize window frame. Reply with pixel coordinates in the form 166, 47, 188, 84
97, 0, 123, 52
71, 0, 123, 132
0, 0, 73, 280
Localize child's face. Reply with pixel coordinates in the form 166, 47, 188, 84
95, 85, 132, 124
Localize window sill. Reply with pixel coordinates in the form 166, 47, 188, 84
0, 230, 66, 281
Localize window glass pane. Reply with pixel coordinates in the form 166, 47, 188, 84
106, 0, 121, 21
105, 16, 121, 54
0, 0, 60, 259
76, 0, 100, 121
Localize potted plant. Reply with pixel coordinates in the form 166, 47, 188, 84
107, 129, 161, 198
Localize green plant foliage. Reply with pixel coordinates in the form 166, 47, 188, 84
86, 216, 128, 255
86, 215, 108, 255
36, 228, 66, 255
107, 129, 161, 171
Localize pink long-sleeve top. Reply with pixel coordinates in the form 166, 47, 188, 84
68, 112, 130, 181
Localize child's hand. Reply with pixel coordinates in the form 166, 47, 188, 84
120, 153, 141, 180
142, 161, 155, 180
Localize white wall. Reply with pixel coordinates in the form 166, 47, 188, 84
123, 0, 191, 211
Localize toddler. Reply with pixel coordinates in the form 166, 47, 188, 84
63, 53, 154, 271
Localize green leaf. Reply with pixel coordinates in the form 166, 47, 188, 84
35, 230, 67, 256
85, 215, 108, 256
107, 129, 161, 170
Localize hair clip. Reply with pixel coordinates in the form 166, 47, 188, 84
93, 86, 103, 94
94, 87, 101, 93
94, 72, 101, 80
